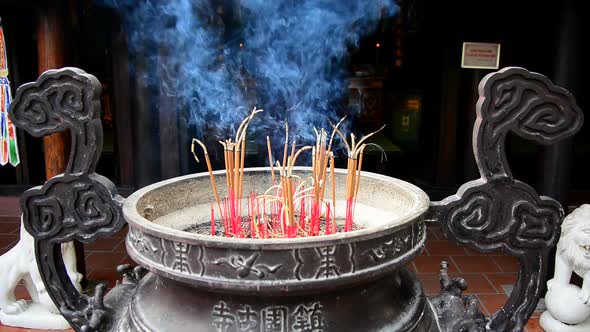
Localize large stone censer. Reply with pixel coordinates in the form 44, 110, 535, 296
7, 67, 584, 331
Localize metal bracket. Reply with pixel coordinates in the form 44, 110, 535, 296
429, 67, 584, 331
8, 67, 126, 332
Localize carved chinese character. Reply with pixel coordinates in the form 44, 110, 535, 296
308, 302, 325, 331
237, 304, 259, 331
292, 302, 325, 332
212, 301, 235, 332
315, 246, 339, 279
292, 305, 312, 331
262, 306, 288, 332
292, 317, 312, 331
172, 242, 191, 273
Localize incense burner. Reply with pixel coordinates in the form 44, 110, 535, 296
118, 168, 433, 331
7, 67, 584, 332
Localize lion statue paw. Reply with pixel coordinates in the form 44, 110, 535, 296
541, 204, 590, 332
2, 300, 29, 315
0, 217, 82, 330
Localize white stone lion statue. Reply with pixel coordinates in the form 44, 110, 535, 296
0, 217, 82, 330
541, 204, 590, 332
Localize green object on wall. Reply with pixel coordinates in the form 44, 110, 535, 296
392, 95, 421, 150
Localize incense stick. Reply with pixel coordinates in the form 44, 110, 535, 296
354, 144, 366, 197
282, 122, 289, 176
330, 153, 336, 228
266, 136, 276, 182
191, 139, 222, 215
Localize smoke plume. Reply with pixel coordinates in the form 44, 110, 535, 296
98, 0, 396, 141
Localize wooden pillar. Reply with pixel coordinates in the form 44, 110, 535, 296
435, 42, 459, 188
111, 19, 134, 188
132, 58, 160, 187
158, 51, 180, 180
37, 1, 86, 280
37, 2, 69, 179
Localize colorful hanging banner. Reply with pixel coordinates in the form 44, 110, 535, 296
0, 18, 20, 167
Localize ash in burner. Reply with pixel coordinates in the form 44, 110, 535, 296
182, 217, 364, 238
183, 222, 226, 237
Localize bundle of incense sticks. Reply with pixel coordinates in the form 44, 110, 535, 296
332, 123, 385, 232
309, 125, 338, 235
193, 111, 383, 239
257, 120, 310, 238
192, 107, 263, 238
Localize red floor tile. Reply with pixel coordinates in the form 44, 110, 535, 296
456, 274, 497, 295
476, 299, 489, 316
491, 256, 519, 273
452, 256, 501, 273
119, 255, 137, 266
530, 310, 542, 318
426, 227, 441, 240
0, 211, 21, 219
485, 273, 518, 293
0, 216, 20, 223
0, 222, 19, 235
0, 196, 20, 204
85, 252, 127, 269
465, 247, 504, 256
110, 226, 129, 239
13, 285, 32, 301
427, 225, 445, 240
0, 207, 19, 213
414, 255, 458, 273
87, 269, 123, 289
416, 274, 441, 296
478, 294, 509, 315
0, 234, 17, 249
114, 239, 128, 252
84, 237, 124, 252
425, 240, 468, 256
525, 317, 543, 332
417, 273, 496, 296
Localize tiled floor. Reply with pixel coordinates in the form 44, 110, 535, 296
0, 195, 543, 331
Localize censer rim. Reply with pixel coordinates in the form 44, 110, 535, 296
122, 166, 430, 248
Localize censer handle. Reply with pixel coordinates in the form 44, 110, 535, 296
427, 67, 584, 331
8, 67, 126, 332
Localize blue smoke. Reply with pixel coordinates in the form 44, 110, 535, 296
98, 0, 396, 141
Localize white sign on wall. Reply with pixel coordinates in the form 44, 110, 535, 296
461, 42, 501, 69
